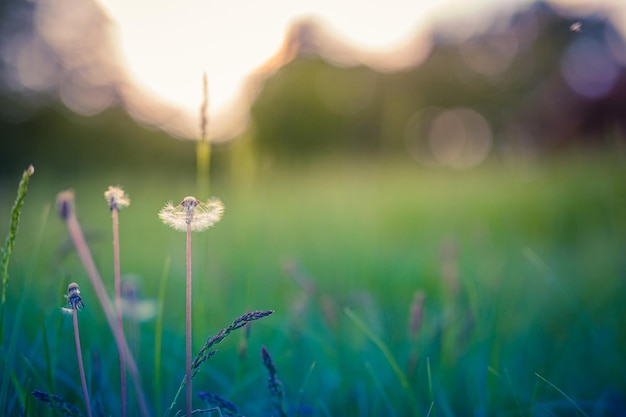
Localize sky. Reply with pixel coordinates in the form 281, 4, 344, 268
6, 0, 626, 141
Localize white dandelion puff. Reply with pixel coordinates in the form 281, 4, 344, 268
105, 186, 130, 210
158, 196, 224, 232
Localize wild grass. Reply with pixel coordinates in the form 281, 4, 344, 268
0, 152, 625, 416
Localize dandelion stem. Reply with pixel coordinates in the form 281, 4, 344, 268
112, 206, 128, 417
186, 223, 193, 417
73, 307, 93, 417
57, 190, 150, 417
158, 195, 224, 417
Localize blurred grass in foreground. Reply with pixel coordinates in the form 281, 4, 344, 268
0, 152, 625, 416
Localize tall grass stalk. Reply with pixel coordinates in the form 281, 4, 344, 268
261, 345, 287, 417
164, 310, 273, 417
0, 165, 34, 415
3, 235, 47, 415
105, 186, 130, 417
0, 165, 34, 346
56, 190, 150, 417
197, 72, 211, 197
32, 390, 82, 417
344, 307, 419, 414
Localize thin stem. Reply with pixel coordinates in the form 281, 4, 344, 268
535, 373, 589, 417
58, 192, 150, 417
344, 307, 419, 414
186, 223, 192, 417
154, 256, 170, 417
73, 308, 93, 417
112, 207, 128, 417
197, 72, 211, 197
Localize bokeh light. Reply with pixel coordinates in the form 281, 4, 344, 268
561, 36, 621, 98
405, 107, 493, 169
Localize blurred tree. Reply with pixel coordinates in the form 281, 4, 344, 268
249, 1, 626, 163
1, 0, 625, 175
250, 58, 382, 161
0, 106, 196, 178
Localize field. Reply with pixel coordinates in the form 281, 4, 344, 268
1, 152, 625, 416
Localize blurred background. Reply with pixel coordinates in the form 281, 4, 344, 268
1, 0, 626, 415
0, 0, 625, 175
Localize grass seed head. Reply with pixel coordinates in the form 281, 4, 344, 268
32, 390, 83, 417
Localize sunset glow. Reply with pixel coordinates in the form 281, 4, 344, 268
95, 0, 536, 140
10, 0, 626, 141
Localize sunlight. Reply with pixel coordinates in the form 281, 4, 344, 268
94, 0, 531, 140
14, 0, 625, 141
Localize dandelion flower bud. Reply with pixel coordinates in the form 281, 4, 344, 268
66, 282, 85, 311
56, 190, 75, 221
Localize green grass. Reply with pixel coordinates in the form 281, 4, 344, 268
0, 152, 625, 416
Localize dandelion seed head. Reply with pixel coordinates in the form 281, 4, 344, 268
65, 282, 84, 311
180, 196, 200, 208
104, 186, 130, 210
158, 196, 224, 232
68, 282, 80, 294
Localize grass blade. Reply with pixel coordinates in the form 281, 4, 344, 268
295, 361, 316, 417
344, 307, 419, 414
154, 256, 170, 417
427, 357, 435, 417
38, 313, 55, 395
535, 372, 589, 417
364, 361, 398, 417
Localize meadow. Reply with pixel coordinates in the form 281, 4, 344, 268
1, 151, 625, 416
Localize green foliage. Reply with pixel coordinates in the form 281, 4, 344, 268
0, 154, 625, 416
